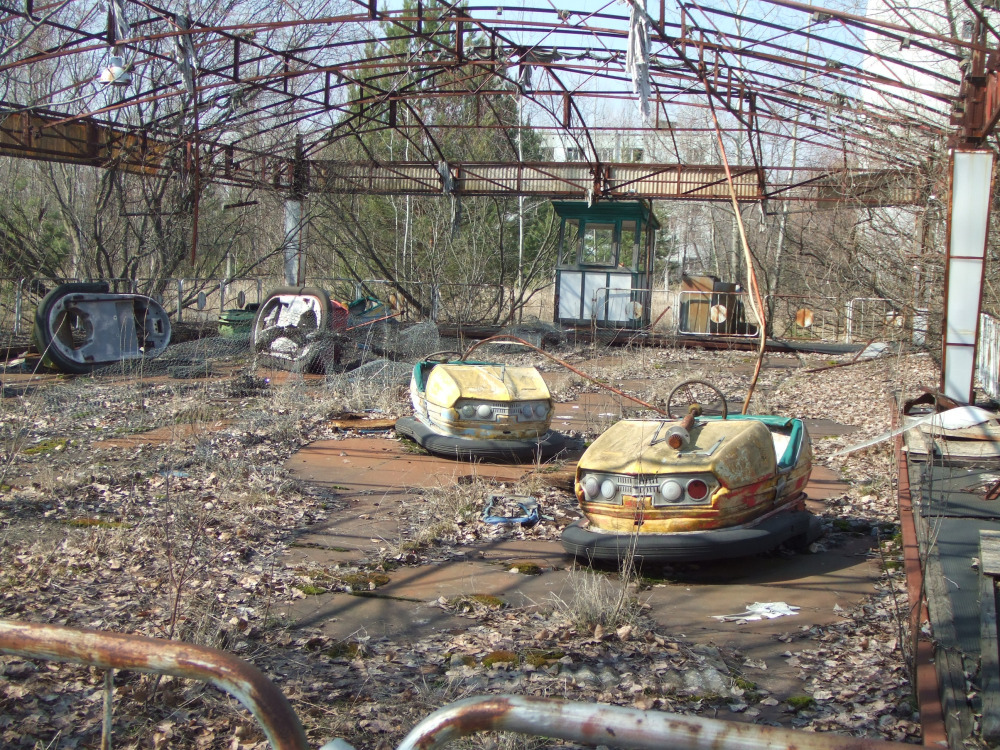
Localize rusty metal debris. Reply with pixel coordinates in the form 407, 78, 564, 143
392, 694, 911, 750
0, 619, 309, 750
0, 620, 921, 750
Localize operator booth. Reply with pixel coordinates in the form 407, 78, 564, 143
552, 200, 657, 329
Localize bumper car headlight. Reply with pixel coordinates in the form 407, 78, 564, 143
521, 404, 533, 418
659, 479, 683, 502
534, 403, 548, 418
476, 404, 493, 419
582, 475, 599, 499
460, 404, 476, 418
600, 479, 617, 500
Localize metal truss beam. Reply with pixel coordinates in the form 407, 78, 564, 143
0, 111, 921, 205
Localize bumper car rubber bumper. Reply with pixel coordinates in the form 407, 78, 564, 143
395, 416, 567, 462
560, 510, 823, 563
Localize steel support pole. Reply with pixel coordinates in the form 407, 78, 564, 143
283, 198, 306, 286
941, 149, 993, 403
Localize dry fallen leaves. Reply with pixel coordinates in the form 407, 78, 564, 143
0, 347, 939, 748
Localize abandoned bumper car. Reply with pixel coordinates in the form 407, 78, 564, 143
33, 282, 171, 373
395, 354, 567, 461
561, 391, 821, 563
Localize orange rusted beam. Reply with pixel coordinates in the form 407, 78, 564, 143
0, 619, 309, 750
891, 403, 948, 746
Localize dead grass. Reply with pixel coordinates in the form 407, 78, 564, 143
550, 560, 644, 632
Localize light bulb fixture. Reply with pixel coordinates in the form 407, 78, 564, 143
98, 55, 131, 86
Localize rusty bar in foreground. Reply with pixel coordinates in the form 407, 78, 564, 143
396, 695, 912, 750
0, 619, 309, 750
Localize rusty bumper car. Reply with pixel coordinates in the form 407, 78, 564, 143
561, 391, 821, 563
394, 354, 567, 462
251, 286, 348, 373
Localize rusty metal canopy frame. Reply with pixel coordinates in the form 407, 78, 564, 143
0, 0, 996, 202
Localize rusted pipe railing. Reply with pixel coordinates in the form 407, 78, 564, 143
1, 623, 920, 750
395, 695, 911, 750
0, 619, 309, 750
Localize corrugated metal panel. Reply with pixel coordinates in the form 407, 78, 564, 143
977, 313, 1000, 401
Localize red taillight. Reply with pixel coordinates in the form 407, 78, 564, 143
686, 478, 709, 500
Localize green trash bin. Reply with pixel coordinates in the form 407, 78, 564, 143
218, 303, 259, 337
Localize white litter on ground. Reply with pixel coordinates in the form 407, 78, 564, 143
711, 602, 800, 623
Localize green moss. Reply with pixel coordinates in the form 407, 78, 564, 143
64, 518, 127, 529
482, 650, 518, 668
786, 695, 816, 711
831, 519, 852, 531
338, 572, 390, 591
733, 676, 757, 691
399, 438, 430, 455
23, 438, 68, 455
297, 584, 327, 596
325, 642, 364, 659
510, 562, 542, 575
524, 649, 564, 667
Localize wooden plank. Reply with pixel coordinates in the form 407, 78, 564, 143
982, 530, 1000, 577
917, 505, 976, 746
327, 416, 397, 431
919, 422, 1000, 440
980, 531, 1000, 743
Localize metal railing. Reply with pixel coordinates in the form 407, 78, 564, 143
977, 313, 1000, 402
394, 695, 905, 750
590, 286, 653, 330
0, 619, 308, 750
764, 294, 842, 342
676, 290, 760, 337
0, 619, 914, 750
844, 297, 908, 344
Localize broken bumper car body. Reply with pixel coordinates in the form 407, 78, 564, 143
252, 286, 348, 372
395, 359, 566, 462
33, 282, 171, 373
561, 415, 821, 563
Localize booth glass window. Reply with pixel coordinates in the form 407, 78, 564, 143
582, 222, 615, 266
621, 220, 638, 268
560, 218, 581, 265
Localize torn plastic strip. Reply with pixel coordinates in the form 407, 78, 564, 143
482, 495, 540, 527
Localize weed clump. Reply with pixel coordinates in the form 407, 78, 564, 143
325, 642, 365, 659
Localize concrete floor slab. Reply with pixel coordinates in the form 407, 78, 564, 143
282, 424, 872, 696
289, 436, 530, 496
